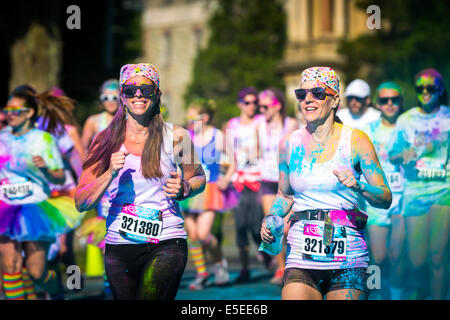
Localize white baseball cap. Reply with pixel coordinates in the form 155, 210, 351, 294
344, 79, 370, 98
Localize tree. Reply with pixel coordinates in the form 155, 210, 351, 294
184, 0, 286, 126
338, 0, 450, 109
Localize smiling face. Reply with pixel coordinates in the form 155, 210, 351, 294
377, 88, 402, 121
121, 75, 158, 116
415, 74, 442, 112
298, 81, 338, 125
4, 96, 34, 130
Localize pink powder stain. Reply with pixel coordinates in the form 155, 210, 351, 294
0, 155, 11, 169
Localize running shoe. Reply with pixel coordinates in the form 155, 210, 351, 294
189, 274, 211, 291
212, 258, 230, 286
270, 268, 284, 286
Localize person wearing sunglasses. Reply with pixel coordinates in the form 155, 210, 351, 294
336, 79, 381, 130
75, 63, 206, 300
388, 68, 449, 300
0, 88, 85, 300
361, 81, 406, 300
260, 66, 392, 300
224, 87, 272, 283
256, 88, 298, 285
82, 79, 120, 150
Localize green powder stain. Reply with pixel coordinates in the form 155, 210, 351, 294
141, 263, 157, 299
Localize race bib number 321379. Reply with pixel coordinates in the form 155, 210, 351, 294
299, 223, 347, 262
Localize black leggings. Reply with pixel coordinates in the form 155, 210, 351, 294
104, 238, 188, 300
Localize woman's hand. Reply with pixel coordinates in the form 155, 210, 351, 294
32, 155, 65, 185
163, 171, 183, 198
216, 176, 230, 190
32, 155, 47, 169
109, 151, 129, 177
402, 148, 417, 164
260, 220, 275, 244
333, 169, 361, 191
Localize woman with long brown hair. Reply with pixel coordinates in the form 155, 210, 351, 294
0, 88, 83, 300
74, 63, 206, 300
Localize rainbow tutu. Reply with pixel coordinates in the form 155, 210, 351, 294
0, 196, 85, 242
180, 182, 239, 214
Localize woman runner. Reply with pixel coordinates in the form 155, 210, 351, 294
75, 63, 206, 300
0, 89, 83, 300
261, 67, 392, 300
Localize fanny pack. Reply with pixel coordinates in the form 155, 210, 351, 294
289, 208, 367, 230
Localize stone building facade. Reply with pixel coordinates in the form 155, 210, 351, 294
142, 0, 213, 125
142, 0, 370, 124
280, 0, 370, 107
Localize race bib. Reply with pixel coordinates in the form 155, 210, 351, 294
299, 223, 347, 262
1, 180, 33, 200
118, 204, 163, 244
386, 172, 403, 191
417, 168, 446, 181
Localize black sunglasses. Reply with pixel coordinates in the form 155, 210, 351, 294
121, 84, 156, 99
295, 87, 335, 101
415, 85, 439, 94
241, 100, 258, 106
346, 96, 366, 104
378, 96, 401, 105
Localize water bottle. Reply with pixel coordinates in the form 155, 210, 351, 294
258, 215, 284, 255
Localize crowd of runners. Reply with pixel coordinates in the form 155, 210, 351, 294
0, 63, 448, 300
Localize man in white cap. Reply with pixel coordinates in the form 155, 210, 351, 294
337, 79, 381, 129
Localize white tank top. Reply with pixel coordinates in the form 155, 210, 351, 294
227, 115, 263, 172
259, 118, 289, 182
289, 125, 366, 211
105, 122, 187, 244
286, 125, 369, 270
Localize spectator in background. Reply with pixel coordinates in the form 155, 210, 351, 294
82, 79, 120, 150
337, 79, 380, 130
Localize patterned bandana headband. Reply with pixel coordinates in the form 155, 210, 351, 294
119, 63, 160, 90
300, 66, 340, 94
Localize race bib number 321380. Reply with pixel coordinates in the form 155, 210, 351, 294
118, 204, 163, 244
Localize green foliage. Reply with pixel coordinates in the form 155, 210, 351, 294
338, 0, 450, 109
185, 0, 287, 127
